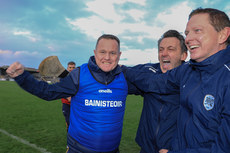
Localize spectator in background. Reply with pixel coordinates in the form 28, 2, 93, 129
61, 61, 75, 132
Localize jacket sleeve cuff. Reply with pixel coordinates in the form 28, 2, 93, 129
14, 71, 31, 86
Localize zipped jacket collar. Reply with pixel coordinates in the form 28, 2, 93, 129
189, 45, 230, 74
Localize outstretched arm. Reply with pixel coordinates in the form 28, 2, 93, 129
6, 62, 78, 101
125, 66, 180, 94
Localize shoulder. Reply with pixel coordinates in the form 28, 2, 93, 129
131, 63, 161, 73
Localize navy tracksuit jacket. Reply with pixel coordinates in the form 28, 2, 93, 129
123, 63, 180, 153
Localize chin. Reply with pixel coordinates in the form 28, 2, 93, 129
102, 68, 112, 72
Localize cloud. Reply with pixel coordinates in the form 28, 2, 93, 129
14, 50, 39, 56
67, 1, 192, 41
85, 0, 123, 22
0, 49, 38, 57
0, 50, 13, 57
13, 30, 39, 42
124, 0, 146, 6
125, 9, 145, 22
0, 49, 40, 66
119, 47, 158, 66
66, 0, 149, 40
155, 1, 192, 33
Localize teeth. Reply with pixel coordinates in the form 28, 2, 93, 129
190, 45, 199, 49
163, 60, 170, 63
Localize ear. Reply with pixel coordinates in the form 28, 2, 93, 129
180, 51, 188, 61
119, 51, 122, 57
117, 51, 122, 60
218, 27, 230, 44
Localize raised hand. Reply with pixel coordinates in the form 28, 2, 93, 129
6, 62, 25, 78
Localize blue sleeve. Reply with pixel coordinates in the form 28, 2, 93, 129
121, 65, 143, 96
14, 70, 79, 101
125, 66, 180, 94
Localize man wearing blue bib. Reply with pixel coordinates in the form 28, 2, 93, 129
7, 34, 135, 153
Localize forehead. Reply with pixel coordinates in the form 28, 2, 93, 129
186, 13, 210, 29
160, 37, 180, 47
68, 64, 75, 68
97, 38, 118, 46
96, 38, 119, 51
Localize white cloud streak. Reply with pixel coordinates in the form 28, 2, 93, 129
13, 30, 39, 42
0, 49, 38, 57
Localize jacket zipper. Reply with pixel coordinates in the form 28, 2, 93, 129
154, 102, 164, 150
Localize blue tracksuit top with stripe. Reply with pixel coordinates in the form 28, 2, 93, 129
122, 63, 180, 153
69, 63, 127, 152
125, 45, 230, 153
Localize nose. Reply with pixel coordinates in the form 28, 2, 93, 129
161, 49, 168, 57
185, 36, 189, 46
105, 52, 110, 60
185, 32, 193, 46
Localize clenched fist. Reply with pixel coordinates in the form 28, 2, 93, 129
6, 62, 25, 78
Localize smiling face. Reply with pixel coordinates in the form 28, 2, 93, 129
158, 37, 187, 73
185, 13, 224, 62
94, 38, 121, 72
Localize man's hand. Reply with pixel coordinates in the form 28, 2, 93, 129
67, 97, 71, 102
159, 149, 169, 153
6, 62, 25, 78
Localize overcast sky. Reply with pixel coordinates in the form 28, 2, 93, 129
0, 0, 229, 68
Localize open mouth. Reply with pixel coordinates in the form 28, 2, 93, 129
163, 60, 170, 64
189, 45, 199, 50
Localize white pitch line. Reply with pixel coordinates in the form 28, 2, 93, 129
0, 128, 52, 153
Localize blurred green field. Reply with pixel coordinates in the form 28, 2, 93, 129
0, 81, 142, 153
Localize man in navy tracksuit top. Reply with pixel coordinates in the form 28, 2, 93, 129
125, 8, 230, 152
7, 34, 137, 153
122, 30, 188, 153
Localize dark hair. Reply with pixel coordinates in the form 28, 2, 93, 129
96, 34, 120, 51
189, 8, 230, 45
68, 61, 75, 65
158, 30, 187, 53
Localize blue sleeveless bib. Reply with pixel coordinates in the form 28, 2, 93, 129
68, 64, 128, 152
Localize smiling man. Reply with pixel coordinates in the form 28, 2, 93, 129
125, 8, 230, 153
158, 31, 187, 73
122, 30, 187, 153
6, 34, 130, 153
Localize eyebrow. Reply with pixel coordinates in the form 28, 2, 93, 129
168, 46, 176, 48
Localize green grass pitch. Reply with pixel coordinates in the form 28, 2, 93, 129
0, 81, 143, 153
